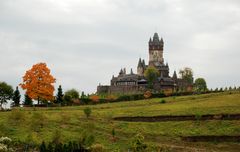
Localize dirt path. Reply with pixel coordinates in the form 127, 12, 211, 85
113, 114, 240, 122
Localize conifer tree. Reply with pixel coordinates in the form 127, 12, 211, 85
12, 86, 21, 107
23, 94, 33, 106
56, 85, 64, 104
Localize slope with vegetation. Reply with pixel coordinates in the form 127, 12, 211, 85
0, 91, 240, 151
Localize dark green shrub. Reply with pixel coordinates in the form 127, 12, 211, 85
84, 107, 92, 118
40, 141, 46, 152
160, 99, 166, 104
195, 113, 202, 121
112, 128, 115, 138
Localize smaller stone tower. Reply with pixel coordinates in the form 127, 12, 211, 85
137, 58, 146, 76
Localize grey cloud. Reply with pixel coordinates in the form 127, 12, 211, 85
0, 0, 240, 95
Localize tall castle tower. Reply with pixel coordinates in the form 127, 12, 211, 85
148, 33, 164, 67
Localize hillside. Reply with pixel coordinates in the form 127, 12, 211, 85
1, 92, 240, 151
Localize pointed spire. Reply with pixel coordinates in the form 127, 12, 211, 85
130, 68, 133, 74
119, 68, 123, 75
149, 37, 152, 43
123, 68, 126, 74
160, 37, 163, 43
153, 32, 160, 43
137, 58, 142, 67
142, 59, 145, 67
173, 70, 177, 79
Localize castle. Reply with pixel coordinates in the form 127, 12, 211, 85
97, 33, 192, 94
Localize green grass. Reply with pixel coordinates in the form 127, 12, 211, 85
1, 91, 240, 151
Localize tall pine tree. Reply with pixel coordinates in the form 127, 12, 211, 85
23, 94, 33, 106
56, 85, 64, 104
12, 86, 21, 107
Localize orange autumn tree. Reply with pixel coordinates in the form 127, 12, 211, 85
20, 63, 56, 104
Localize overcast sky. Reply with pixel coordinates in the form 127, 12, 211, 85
0, 0, 240, 94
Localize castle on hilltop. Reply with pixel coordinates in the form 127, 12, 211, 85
97, 33, 192, 94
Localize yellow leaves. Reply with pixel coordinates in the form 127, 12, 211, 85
20, 63, 56, 101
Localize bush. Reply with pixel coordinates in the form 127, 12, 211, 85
160, 99, 166, 104
0, 137, 14, 152
79, 131, 95, 148
144, 91, 152, 99
195, 113, 202, 121
106, 95, 117, 102
90, 95, 100, 103
39, 141, 88, 152
84, 107, 92, 118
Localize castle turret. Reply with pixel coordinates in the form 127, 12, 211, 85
130, 68, 133, 74
137, 58, 144, 76
149, 33, 164, 66
173, 70, 177, 80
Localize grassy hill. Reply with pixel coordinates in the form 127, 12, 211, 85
1, 91, 240, 151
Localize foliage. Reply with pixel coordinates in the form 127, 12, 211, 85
20, 63, 56, 104
195, 113, 202, 121
144, 66, 159, 88
0, 137, 14, 152
55, 85, 64, 104
144, 91, 152, 99
106, 94, 117, 102
130, 133, 147, 152
160, 99, 166, 104
81, 91, 86, 99
112, 128, 116, 138
23, 94, 33, 106
84, 107, 92, 118
0, 82, 13, 110
194, 78, 207, 92
179, 67, 194, 84
80, 132, 95, 147
39, 141, 88, 152
90, 95, 100, 103
64, 89, 79, 105
12, 86, 21, 107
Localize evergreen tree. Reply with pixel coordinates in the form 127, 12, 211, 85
40, 141, 47, 152
56, 85, 64, 104
80, 91, 85, 99
224, 87, 228, 92
23, 94, 33, 106
12, 86, 21, 107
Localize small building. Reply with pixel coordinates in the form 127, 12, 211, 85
97, 33, 192, 94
